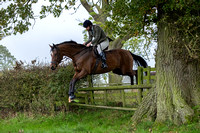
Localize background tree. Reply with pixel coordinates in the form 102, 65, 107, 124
109, 0, 200, 125
0, 45, 16, 70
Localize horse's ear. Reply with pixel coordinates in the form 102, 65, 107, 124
49, 44, 53, 48
53, 43, 56, 47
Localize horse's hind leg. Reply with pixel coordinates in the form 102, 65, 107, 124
130, 76, 134, 85
129, 70, 137, 85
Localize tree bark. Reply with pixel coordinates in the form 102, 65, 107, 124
155, 19, 200, 125
132, 87, 157, 126
132, 6, 200, 125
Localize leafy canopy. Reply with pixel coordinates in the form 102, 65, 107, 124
107, 0, 200, 59
0, 0, 77, 40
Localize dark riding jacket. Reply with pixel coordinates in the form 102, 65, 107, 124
85, 25, 107, 46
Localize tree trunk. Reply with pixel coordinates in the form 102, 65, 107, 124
132, 7, 200, 125
155, 19, 200, 125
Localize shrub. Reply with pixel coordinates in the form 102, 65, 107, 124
0, 62, 86, 114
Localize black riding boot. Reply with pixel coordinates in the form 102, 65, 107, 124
100, 52, 108, 68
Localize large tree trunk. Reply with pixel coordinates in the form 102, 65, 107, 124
155, 20, 200, 125
132, 6, 200, 125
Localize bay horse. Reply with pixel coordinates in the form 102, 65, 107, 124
50, 41, 148, 102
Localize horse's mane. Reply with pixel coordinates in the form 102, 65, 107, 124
56, 40, 86, 48
51, 40, 95, 55
58, 40, 78, 45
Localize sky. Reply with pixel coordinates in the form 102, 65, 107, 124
0, 1, 155, 67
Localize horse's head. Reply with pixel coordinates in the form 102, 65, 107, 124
49, 44, 63, 70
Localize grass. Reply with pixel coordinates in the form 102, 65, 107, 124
0, 109, 199, 133
134, 121, 200, 133
0, 109, 133, 133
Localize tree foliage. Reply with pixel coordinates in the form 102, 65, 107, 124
109, 0, 200, 60
0, 45, 16, 70
0, 0, 36, 39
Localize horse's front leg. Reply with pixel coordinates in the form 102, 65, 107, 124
68, 78, 78, 102
68, 70, 88, 103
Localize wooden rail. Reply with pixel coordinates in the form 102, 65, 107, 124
78, 84, 152, 91
70, 103, 137, 111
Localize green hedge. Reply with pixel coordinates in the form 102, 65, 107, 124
0, 63, 86, 114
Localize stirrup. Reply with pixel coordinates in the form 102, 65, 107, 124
101, 63, 108, 68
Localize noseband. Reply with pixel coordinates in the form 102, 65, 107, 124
51, 61, 57, 65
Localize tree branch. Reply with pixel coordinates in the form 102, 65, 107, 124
80, 0, 99, 20
110, 33, 133, 49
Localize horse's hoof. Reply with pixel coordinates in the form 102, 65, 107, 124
68, 97, 73, 103
68, 97, 79, 103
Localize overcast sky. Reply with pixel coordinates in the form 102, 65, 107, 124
0, 1, 89, 64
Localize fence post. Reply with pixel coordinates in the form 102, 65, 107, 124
147, 66, 151, 84
121, 90, 126, 107
88, 75, 93, 87
137, 67, 143, 104
104, 90, 108, 105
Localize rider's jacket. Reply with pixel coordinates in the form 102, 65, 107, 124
85, 25, 107, 46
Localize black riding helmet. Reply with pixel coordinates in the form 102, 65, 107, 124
83, 20, 93, 28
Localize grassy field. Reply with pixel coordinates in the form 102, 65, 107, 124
0, 109, 199, 133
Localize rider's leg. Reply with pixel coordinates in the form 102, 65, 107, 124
99, 52, 108, 68
97, 39, 109, 68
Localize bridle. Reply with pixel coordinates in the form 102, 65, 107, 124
51, 45, 60, 66
50, 44, 94, 65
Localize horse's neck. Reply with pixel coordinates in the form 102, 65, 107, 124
58, 44, 85, 59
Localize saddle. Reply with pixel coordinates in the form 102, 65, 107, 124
93, 46, 108, 57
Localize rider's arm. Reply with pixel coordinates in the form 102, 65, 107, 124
84, 31, 92, 45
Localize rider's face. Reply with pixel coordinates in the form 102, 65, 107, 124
86, 26, 90, 31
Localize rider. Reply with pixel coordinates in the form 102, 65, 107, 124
83, 20, 109, 69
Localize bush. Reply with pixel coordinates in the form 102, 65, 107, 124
0, 62, 86, 114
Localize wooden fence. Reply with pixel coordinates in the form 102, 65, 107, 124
69, 66, 156, 111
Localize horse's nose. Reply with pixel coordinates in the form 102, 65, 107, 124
51, 66, 56, 70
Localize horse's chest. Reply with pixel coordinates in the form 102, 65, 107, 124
73, 62, 83, 71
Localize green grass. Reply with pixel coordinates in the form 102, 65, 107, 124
0, 109, 133, 133
134, 121, 200, 133
0, 109, 199, 133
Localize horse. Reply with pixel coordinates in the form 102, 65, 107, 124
50, 41, 148, 103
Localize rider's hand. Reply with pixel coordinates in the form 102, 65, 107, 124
86, 42, 92, 47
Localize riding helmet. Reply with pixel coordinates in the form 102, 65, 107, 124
83, 20, 93, 28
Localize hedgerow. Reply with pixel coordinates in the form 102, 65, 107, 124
0, 62, 86, 115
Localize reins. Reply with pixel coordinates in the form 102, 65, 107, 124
72, 46, 94, 58
51, 42, 95, 65
51, 45, 61, 65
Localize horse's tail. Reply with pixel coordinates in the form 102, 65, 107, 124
129, 52, 148, 68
